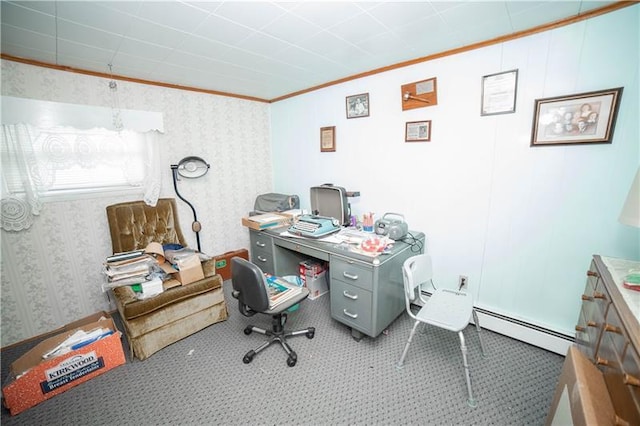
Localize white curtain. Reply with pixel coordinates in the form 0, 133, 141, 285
1, 123, 162, 231
1, 124, 45, 231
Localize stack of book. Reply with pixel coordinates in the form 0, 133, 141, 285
103, 250, 155, 289
265, 274, 303, 309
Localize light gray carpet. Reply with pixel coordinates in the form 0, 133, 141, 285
1, 281, 564, 425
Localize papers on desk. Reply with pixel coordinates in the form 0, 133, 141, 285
280, 228, 394, 257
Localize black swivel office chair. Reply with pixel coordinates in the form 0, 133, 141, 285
230, 257, 315, 367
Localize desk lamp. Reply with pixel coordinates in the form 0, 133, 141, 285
171, 156, 210, 252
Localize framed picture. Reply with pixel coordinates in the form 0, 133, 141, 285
531, 87, 623, 146
320, 126, 336, 152
346, 93, 369, 119
405, 120, 431, 142
481, 69, 518, 116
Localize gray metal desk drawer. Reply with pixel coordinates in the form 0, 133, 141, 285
250, 232, 274, 255
330, 280, 372, 335
275, 238, 329, 261
330, 257, 373, 291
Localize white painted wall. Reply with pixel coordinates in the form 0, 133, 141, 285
270, 7, 640, 337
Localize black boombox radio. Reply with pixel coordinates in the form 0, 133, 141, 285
374, 212, 408, 240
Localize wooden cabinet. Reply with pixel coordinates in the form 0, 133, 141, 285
575, 256, 640, 425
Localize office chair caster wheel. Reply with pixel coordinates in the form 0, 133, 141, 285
244, 326, 253, 335
243, 350, 256, 364
306, 327, 315, 339
287, 352, 297, 367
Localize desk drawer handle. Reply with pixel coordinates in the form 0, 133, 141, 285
257, 255, 268, 263
256, 241, 266, 248
587, 321, 598, 327
343, 291, 358, 300
343, 272, 358, 280
343, 309, 358, 319
575, 325, 586, 332
595, 357, 609, 366
581, 294, 593, 301
587, 270, 599, 277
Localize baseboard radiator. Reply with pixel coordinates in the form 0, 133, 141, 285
418, 292, 573, 356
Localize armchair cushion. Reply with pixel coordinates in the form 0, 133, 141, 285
113, 275, 222, 321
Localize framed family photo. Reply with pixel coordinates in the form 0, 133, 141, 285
531, 87, 623, 146
346, 93, 369, 119
405, 120, 431, 142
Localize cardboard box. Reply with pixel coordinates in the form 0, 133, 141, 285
159, 254, 204, 285
241, 213, 289, 231
299, 260, 328, 300
545, 345, 615, 426
214, 249, 249, 281
175, 254, 204, 285
2, 311, 126, 416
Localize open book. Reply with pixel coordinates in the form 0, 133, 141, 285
265, 275, 303, 309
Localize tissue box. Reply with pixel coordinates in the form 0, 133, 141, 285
2, 311, 125, 416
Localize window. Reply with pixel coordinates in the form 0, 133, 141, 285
2, 125, 153, 197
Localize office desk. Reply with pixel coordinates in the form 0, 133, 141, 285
248, 228, 425, 340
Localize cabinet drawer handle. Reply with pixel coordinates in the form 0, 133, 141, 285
343, 291, 358, 300
604, 323, 622, 334
593, 291, 607, 300
343, 309, 358, 319
587, 271, 599, 277
575, 325, 586, 332
256, 241, 266, 248
581, 294, 593, 301
343, 272, 358, 280
623, 374, 640, 387
587, 321, 598, 327
257, 255, 267, 263
595, 357, 609, 366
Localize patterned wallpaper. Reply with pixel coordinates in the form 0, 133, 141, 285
0, 60, 272, 346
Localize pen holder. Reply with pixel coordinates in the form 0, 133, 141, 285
362, 213, 374, 232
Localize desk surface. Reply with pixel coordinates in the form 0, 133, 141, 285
262, 227, 425, 266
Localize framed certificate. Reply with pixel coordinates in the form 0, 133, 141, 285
405, 120, 431, 142
481, 69, 518, 116
320, 126, 336, 152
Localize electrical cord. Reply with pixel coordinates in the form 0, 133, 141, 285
401, 231, 423, 253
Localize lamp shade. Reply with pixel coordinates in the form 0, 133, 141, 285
619, 167, 640, 228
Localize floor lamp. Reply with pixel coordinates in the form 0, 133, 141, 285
171, 156, 210, 252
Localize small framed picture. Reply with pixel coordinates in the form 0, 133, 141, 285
320, 126, 336, 152
481, 69, 518, 116
531, 87, 623, 146
405, 120, 431, 142
346, 93, 369, 119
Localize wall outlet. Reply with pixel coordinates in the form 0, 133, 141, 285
459, 275, 468, 289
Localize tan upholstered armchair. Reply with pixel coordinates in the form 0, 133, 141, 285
106, 198, 228, 360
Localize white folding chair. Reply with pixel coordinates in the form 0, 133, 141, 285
396, 254, 486, 407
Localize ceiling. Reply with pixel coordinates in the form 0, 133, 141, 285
1, 1, 619, 101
